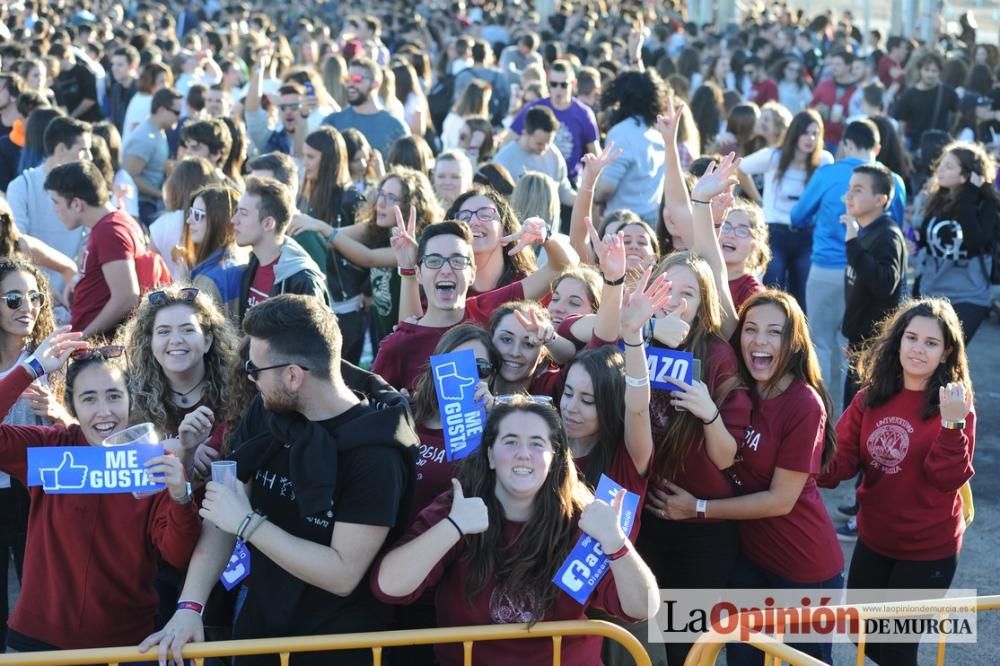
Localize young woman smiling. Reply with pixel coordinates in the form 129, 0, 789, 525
0, 329, 200, 651
660, 290, 844, 665
374, 398, 659, 666
819, 299, 974, 666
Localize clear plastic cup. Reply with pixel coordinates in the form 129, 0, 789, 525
101, 422, 161, 498
211, 460, 239, 491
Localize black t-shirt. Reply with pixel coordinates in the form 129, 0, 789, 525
893, 84, 960, 142
0, 120, 12, 141
233, 402, 408, 665
53, 64, 103, 123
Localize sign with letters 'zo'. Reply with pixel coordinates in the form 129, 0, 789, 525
553, 475, 639, 605
430, 348, 486, 462
27, 444, 166, 494
643, 346, 695, 392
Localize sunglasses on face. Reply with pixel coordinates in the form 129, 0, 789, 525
245, 359, 311, 380
2, 291, 45, 310
420, 253, 474, 270
343, 74, 369, 84
147, 287, 200, 307
71, 345, 126, 361
187, 208, 207, 224
279, 102, 301, 112
454, 206, 499, 223
475, 358, 495, 380
548, 80, 570, 88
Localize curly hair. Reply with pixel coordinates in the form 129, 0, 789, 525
0, 259, 56, 353
357, 167, 442, 248
727, 201, 771, 275
124, 285, 239, 434
600, 69, 668, 129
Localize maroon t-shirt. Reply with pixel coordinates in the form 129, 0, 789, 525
411, 423, 457, 526
373, 490, 636, 666
648, 337, 751, 513
731, 379, 843, 583
247, 258, 277, 310
372, 281, 525, 392
751, 79, 779, 105
71, 210, 153, 333
574, 445, 649, 538
728, 273, 764, 311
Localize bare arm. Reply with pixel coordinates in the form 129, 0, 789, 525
330, 224, 398, 268
660, 469, 809, 520
517, 221, 580, 301
19, 236, 77, 286
122, 155, 162, 200
689, 158, 740, 338
570, 144, 623, 262
81, 259, 140, 338
657, 101, 696, 249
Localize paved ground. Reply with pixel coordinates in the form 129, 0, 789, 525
821, 313, 1000, 664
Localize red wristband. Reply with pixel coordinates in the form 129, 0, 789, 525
607, 541, 631, 561
176, 600, 204, 616
397, 266, 417, 277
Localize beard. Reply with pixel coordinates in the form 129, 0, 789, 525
346, 88, 369, 106
262, 384, 298, 414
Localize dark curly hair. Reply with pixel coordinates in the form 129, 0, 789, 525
600, 70, 669, 129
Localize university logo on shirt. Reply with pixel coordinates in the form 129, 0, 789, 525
867, 416, 914, 474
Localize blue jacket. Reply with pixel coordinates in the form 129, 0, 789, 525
790, 157, 906, 269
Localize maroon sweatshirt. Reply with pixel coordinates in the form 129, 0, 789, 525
0, 365, 202, 648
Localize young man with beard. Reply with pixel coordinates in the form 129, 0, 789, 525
140, 294, 418, 666
322, 57, 409, 159
372, 215, 578, 393
0, 73, 23, 139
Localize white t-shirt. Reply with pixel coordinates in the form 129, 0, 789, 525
739, 147, 834, 225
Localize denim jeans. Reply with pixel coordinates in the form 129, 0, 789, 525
806, 265, 847, 414
763, 224, 813, 312
726, 557, 845, 665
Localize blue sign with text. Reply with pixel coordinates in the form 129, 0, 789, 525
27, 444, 166, 494
632, 345, 695, 392
553, 474, 639, 605
221, 540, 251, 591
431, 349, 486, 461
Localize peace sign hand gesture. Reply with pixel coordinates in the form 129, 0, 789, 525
514, 308, 556, 347
655, 95, 684, 144
501, 216, 549, 256
390, 205, 419, 269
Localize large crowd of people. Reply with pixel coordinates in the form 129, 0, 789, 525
0, 1, 987, 664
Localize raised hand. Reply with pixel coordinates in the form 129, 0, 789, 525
652, 300, 690, 348
939, 382, 973, 422
390, 205, 419, 269
514, 308, 556, 347
586, 216, 626, 282
655, 95, 684, 144
501, 216, 549, 256
448, 478, 488, 535
620, 266, 671, 338
711, 190, 735, 227
29, 327, 87, 374
579, 142, 623, 190
579, 488, 627, 553
691, 153, 741, 203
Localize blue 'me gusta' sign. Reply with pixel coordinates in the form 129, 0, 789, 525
27, 444, 166, 494
553, 474, 639, 605
430, 348, 487, 461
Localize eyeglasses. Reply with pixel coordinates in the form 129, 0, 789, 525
71, 345, 126, 361
245, 359, 311, 380
187, 207, 207, 224
548, 80, 570, 88
476, 358, 495, 380
376, 190, 402, 205
420, 253, 474, 270
343, 73, 369, 84
148, 287, 200, 307
720, 222, 752, 239
493, 394, 555, 407
279, 102, 301, 112
2, 291, 45, 310
454, 206, 499, 223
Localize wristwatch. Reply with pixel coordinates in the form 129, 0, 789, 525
173, 481, 193, 505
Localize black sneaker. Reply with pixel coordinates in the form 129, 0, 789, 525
837, 503, 859, 518
837, 516, 858, 542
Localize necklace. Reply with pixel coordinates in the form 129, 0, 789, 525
171, 380, 205, 406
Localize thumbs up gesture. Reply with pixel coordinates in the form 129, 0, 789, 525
448, 478, 489, 536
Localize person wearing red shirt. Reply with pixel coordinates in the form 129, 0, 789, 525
0, 329, 200, 652
819, 298, 974, 666
662, 291, 844, 665
743, 56, 779, 106
374, 398, 659, 666
809, 49, 860, 151
878, 37, 912, 102
45, 161, 171, 339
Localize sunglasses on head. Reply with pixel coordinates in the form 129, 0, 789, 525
2, 291, 45, 310
147, 287, 200, 307
71, 345, 126, 362
493, 394, 555, 407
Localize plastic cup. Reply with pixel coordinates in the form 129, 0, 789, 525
101, 422, 161, 498
211, 460, 239, 491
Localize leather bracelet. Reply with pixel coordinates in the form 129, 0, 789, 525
243, 513, 267, 542
603, 274, 625, 286
235, 511, 255, 540
176, 600, 204, 616
622, 339, 645, 348
445, 515, 464, 538
607, 541, 631, 561
702, 408, 721, 426
691, 199, 712, 206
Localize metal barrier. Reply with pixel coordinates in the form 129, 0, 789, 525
683, 594, 1000, 666
0, 619, 652, 666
